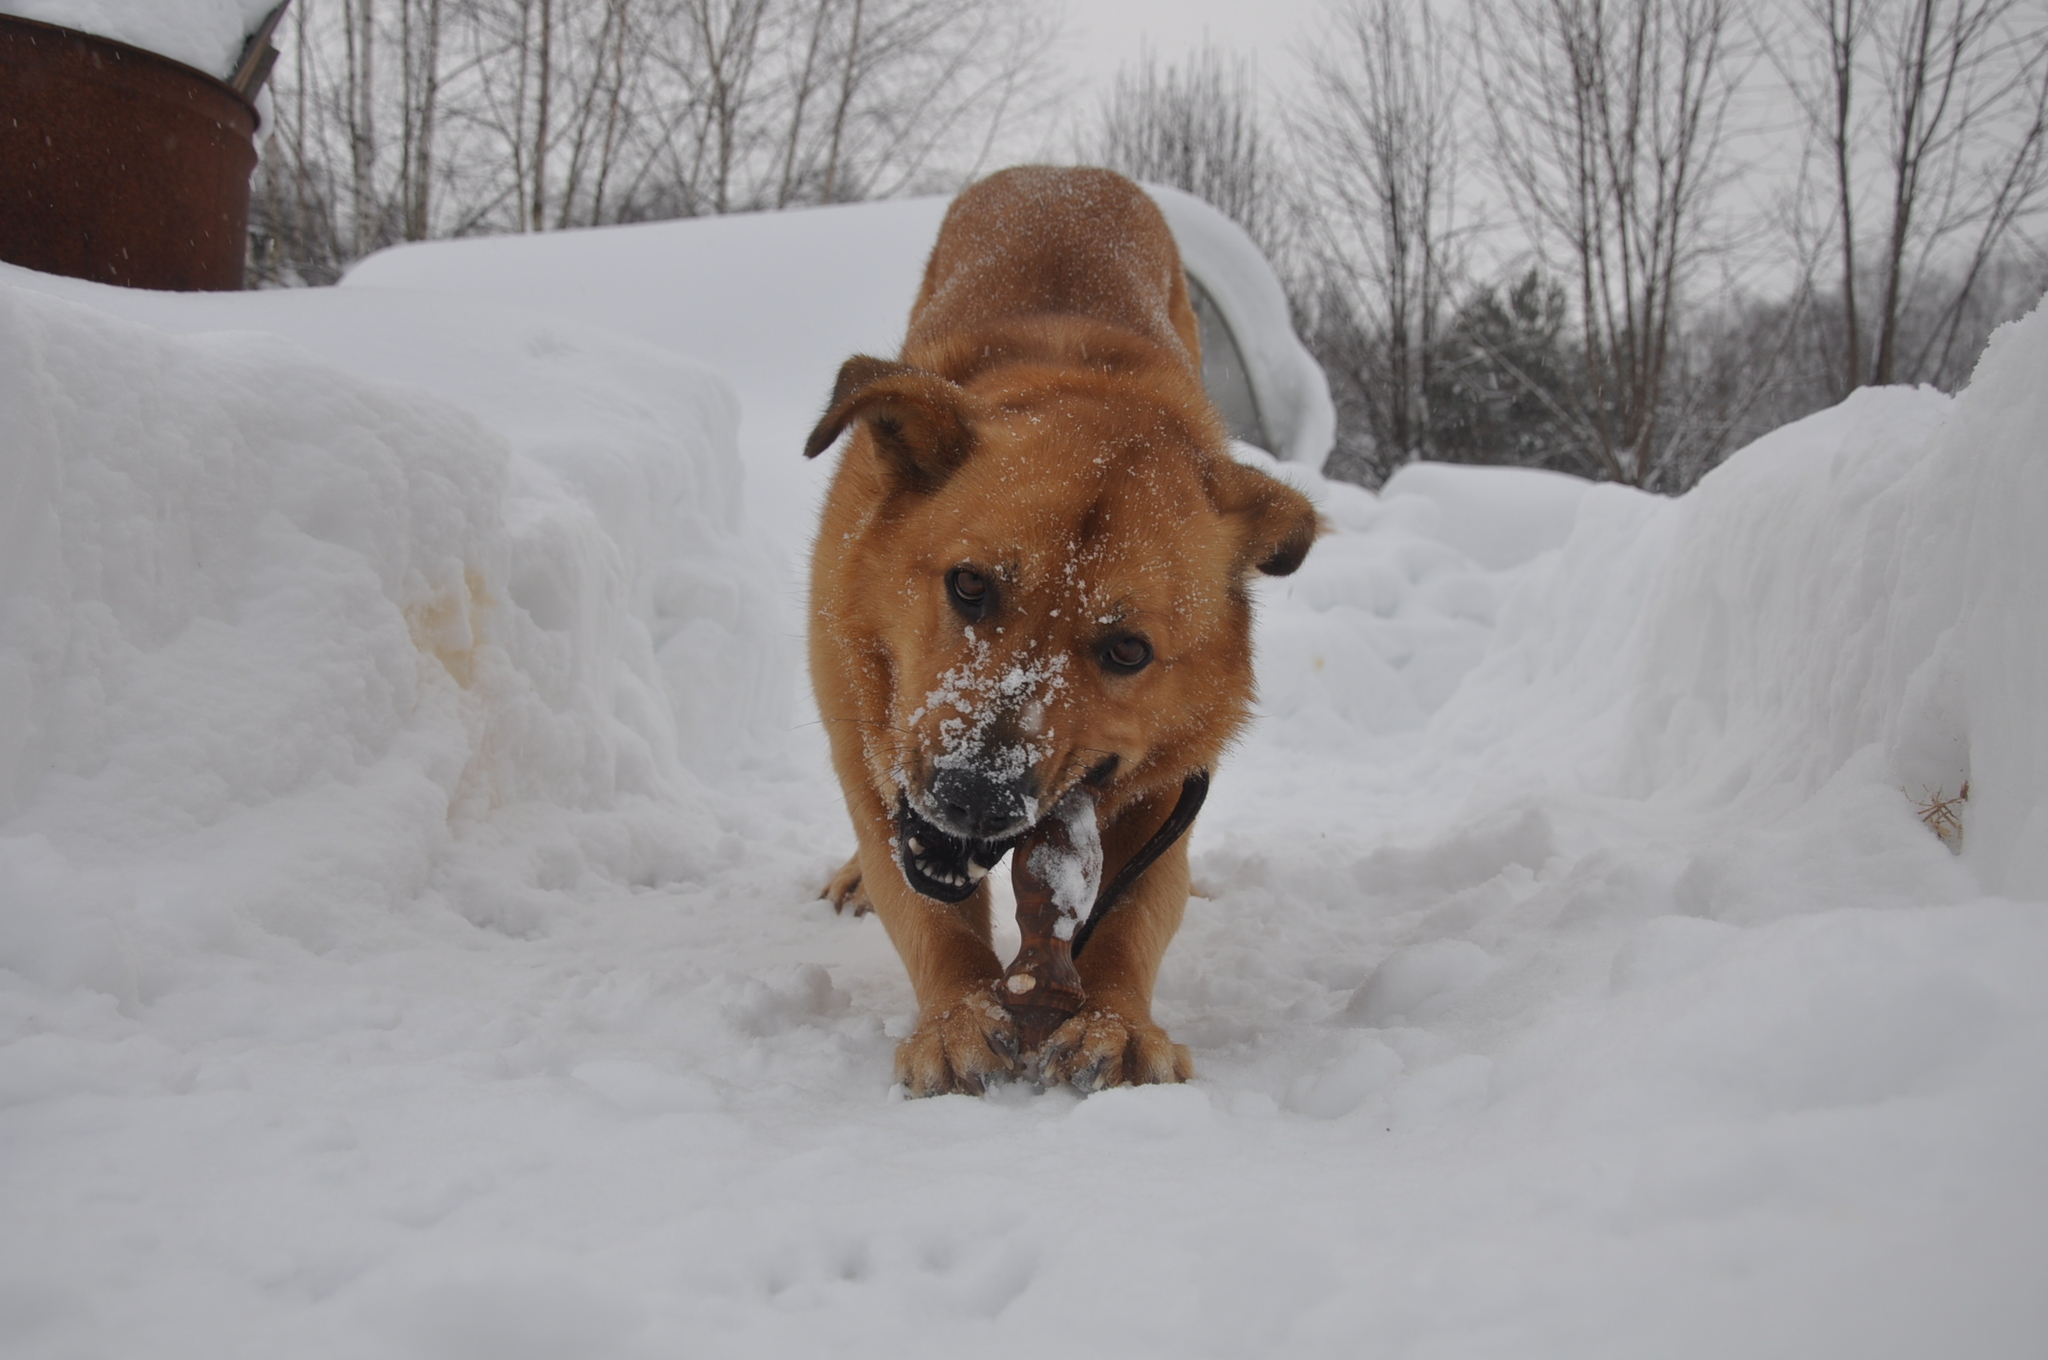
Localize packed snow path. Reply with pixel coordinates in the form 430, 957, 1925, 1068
4, 237, 2047, 1358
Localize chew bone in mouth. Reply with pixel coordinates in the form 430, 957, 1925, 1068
1000, 789, 1103, 1054
894, 797, 1016, 903
1022, 790, 1102, 941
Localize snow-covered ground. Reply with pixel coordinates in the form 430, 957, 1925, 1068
3, 194, 2046, 1358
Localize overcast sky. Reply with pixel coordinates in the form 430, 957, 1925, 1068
1057, 0, 1327, 95
1033, 0, 1813, 293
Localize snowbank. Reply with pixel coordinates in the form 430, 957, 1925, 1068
1615, 386, 1963, 817
1596, 307, 2047, 899
0, 262, 793, 989
0, 0, 274, 79
1266, 313, 2048, 895
1378, 459, 1595, 571
1947, 318, 2048, 896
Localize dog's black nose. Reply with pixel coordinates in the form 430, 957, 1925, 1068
929, 767, 1031, 839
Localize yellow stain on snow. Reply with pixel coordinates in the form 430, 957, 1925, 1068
406, 566, 491, 689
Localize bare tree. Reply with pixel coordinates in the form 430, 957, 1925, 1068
1783, 0, 1875, 388
815, 0, 1060, 202
1093, 44, 1276, 252
249, 0, 1056, 282
1478, 0, 1744, 489
774, 0, 834, 206
399, 0, 444, 240
344, 0, 379, 255
664, 0, 769, 215
249, 0, 347, 282
1292, 0, 1463, 480
820, 0, 863, 202
1785, 0, 2048, 393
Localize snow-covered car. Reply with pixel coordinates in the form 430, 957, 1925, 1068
342, 184, 1335, 498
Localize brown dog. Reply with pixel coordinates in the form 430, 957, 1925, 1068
804, 166, 1319, 1096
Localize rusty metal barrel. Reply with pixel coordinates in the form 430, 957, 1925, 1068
1, 15, 259, 291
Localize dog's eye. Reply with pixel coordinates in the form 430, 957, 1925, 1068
947, 567, 992, 619
1102, 635, 1152, 673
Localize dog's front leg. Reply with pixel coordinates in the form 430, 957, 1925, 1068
852, 827, 1019, 1096
1037, 808, 1196, 1092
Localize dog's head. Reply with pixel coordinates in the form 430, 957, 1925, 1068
807, 353, 1319, 901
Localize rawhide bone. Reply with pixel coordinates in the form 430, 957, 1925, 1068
998, 773, 1213, 1059
999, 791, 1101, 1056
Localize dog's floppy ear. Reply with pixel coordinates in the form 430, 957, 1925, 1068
1207, 455, 1323, 577
803, 355, 979, 492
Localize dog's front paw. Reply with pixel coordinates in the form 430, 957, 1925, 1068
1036, 1005, 1193, 1092
895, 987, 1019, 1096
822, 855, 871, 916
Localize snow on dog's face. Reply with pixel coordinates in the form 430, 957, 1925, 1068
805, 353, 1317, 902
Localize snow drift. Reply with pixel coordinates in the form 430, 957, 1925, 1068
0, 266, 789, 988
2, 210, 2045, 1359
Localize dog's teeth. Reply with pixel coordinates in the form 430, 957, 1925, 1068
917, 857, 966, 887
966, 861, 989, 881
907, 837, 925, 854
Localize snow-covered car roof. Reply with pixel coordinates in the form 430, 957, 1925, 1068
342, 182, 1335, 472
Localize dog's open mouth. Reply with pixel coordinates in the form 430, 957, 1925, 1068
896, 798, 1020, 903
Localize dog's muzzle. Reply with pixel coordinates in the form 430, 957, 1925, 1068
895, 796, 1022, 903
926, 766, 1033, 841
